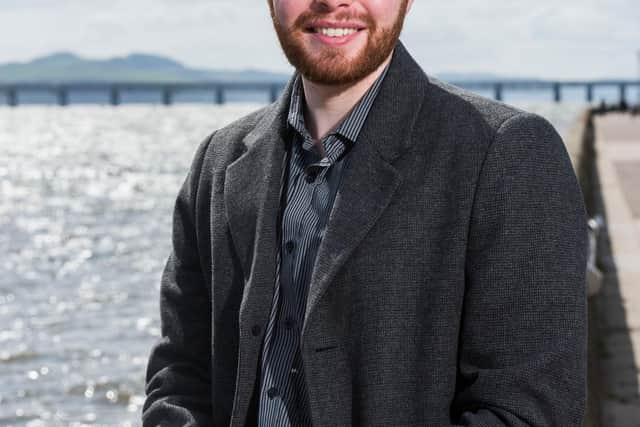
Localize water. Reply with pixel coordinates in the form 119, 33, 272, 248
0, 100, 586, 426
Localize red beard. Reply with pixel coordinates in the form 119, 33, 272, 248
269, 2, 408, 85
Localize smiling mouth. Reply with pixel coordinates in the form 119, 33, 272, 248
303, 25, 366, 38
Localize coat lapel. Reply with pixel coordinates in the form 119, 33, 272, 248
302, 41, 429, 335
224, 73, 294, 324
223, 39, 430, 350
223, 73, 296, 426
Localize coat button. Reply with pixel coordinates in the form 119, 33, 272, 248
267, 386, 279, 399
251, 324, 261, 336
285, 240, 295, 253
305, 173, 315, 183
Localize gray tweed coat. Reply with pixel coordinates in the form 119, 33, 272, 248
143, 41, 588, 426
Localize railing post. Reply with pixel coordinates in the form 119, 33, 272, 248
494, 83, 503, 101
110, 86, 120, 106
57, 86, 69, 106
7, 87, 18, 107
215, 86, 225, 105
270, 84, 279, 103
553, 83, 561, 103
586, 84, 593, 103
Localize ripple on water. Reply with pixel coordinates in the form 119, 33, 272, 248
0, 347, 42, 364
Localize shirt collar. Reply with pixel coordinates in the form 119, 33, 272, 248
286, 63, 390, 159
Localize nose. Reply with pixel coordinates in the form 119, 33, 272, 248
312, 0, 353, 12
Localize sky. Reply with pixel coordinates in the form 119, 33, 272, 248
0, 0, 638, 80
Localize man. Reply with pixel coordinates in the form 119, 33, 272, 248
143, 0, 588, 426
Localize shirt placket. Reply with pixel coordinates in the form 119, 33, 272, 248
257, 63, 388, 425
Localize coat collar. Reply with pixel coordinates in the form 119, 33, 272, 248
224, 40, 429, 341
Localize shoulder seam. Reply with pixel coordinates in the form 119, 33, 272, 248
464, 110, 526, 254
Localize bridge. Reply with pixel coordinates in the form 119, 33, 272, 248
0, 81, 288, 106
458, 79, 640, 104
0, 80, 638, 106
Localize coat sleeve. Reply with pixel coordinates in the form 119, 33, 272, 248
142, 134, 215, 426
450, 113, 588, 426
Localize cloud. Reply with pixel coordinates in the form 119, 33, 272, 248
0, 0, 637, 79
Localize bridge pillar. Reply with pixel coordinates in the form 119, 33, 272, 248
553, 83, 561, 103
586, 84, 594, 103
162, 88, 173, 106
270, 84, 280, 103
57, 87, 69, 106
7, 87, 18, 107
110, 87, 120, 106
216, 86, 225, 105
494, 83, 503, 101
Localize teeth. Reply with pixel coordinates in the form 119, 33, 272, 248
316, 28, 358, 37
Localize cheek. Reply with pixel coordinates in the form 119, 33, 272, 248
273, 0, 307, 26
361, 0, 403, 26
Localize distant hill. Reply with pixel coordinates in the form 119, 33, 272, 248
0, 52, 291, 83
2, 52, 588, 85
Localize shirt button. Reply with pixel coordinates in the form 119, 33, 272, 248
267, 386, 279, 399
251, 324, 261, 336
284, 317, 295, 330
290, 367, 299, 376
285, 240, 295, 253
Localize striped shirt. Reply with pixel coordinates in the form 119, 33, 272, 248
256, 64, 390, 427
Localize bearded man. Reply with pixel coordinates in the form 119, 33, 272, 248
143, 1, 588, 426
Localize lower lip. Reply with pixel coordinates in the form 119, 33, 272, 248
309, 29, 365, 46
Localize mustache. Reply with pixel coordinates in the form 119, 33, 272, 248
290, 9, 375, 32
